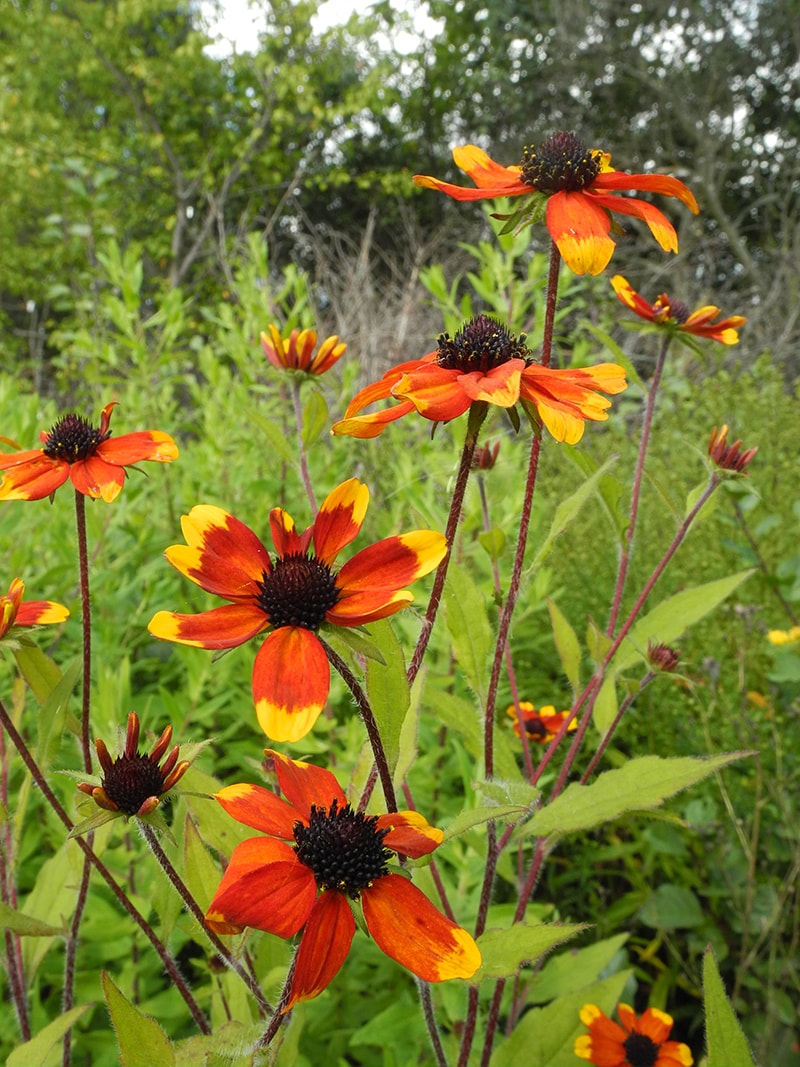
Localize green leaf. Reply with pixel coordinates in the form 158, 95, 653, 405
584, 324, 644, 390
443, 804, 529, 843
524, 933, 629, 1004
530, 457, 618, 571
478, 526, 506, 561
323, 625, 386, 665
475, 922, 587, 980
591, 673, 618, 735
182, 812, 223, 919
0, 900, 66, 937
563, 448, 628, 542
514, 753, 749, 841
173, 1023, 271, 1067
103, 971, 176, 1067
703, 945, 759, 1066
13, 643, 62, 704
301, 388, 329, 446
443, 563, 493, 706
612, 571, 755, 672
547, 598, 581, 691
363, 619, 409, 777
6, 1004, 93, 1067
640, 884, 704, 929
243, 404, 296, 465
36, 658, 81, 768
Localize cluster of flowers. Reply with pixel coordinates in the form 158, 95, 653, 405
2, 128, 757, 1061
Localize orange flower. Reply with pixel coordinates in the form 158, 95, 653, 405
413, 132, 699, 275
0, 577, 68, 642
575, 1003, 693, 1067
506, 701, 576, 743
331, 314, 627, 444
0, 402, 178, 502
206, 750, 480, 1010
707, 425, 757, 474
611, 276, 745, 345
148, 479, 446, 742
261, 325, 346, 375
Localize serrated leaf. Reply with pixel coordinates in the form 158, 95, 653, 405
515, 753, 749, 841
531, 458, 617, 571
443, 563, 492, 706
476, 922, 586, 980
443, 804, 528, 842
612, 571, 754, 672
547, 599, 581, 691
0, 901, 66, 937
703, 945, 759, 1066
6, 1005, 92, 1067
103, 971, 175, 1067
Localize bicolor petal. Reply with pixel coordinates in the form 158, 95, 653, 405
312, 478, 370, 564
215, 782, 298, 839
148, 603, 269, 649
546, 191, 615, 276
253, 627, 330, 742
0, 454, 70, 501
285, 891, 356, 1011
70, 455, 126, 501
268, 749, 346, 821
375, 811, 444, 858
167, 505, 272, 597
98, 430, 179, 466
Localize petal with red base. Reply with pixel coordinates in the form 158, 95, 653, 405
457, 361, 525, 408
392, 365, 472, 422
589, 190, 679, 253
70, 455, 126, 501
285, 891, 356, 1011
253, 626, 330, 743
215, 782, 299, 839
15, 600, 70, 627
546, 191, 616, 276
167, 505, 272, 598
0, 454, 70, 501
375, 811, 444, 858
413, 145, 527, 200
267, 749, 346, 821
593, 170, 699, 213
205, 837, 316, 937
312, 479, 369, 565
362, 873, 481, 981
148, 603, 269, 649
330, 399, 417, 439
98, 430, 179, 465
269, 508, 310, 558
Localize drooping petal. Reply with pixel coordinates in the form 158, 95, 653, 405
546, 191, 616, 276
362, 873, 481, 981
330, 531, 446, 625
148, 603, 269, 649
391, 364, 472, 422
312, 479, 369, 565
520, 363, 627, 444
456, 361, 525, 408
252, 627, 330, 743
589, 190, 679, 254
611, 274, 657, 320
375, 811, 444, 858
0, 454, 70, 501
592, 170, 699, 214
330, 399, 418, 439
97, 430, 179, 466
14, 600, 70, 627
413, 145, 528, 200
330, 355, 436, 438
70, 455, 126, 501
284, 891, 356, 1011
215, 782, 299, 839
205, 837, 316, 937
166, 505, 272, 599
267, 749, 346, 822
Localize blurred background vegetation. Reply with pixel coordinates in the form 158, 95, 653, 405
1, 0, 798, 1063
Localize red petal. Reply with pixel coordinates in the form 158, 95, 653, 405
70, 455, 126, 501
589, 191, 679, 254
392, 365, 472, 422
269, 508, 309, 558
147, 603, 268, 648
215, 782, 299, 838
362, 874, 481, 981
546, 191, 615, 276
375, 811, 444, 858
312, 479, 369, 565
252, 627, 330, 742
166, 505, 272, 598
456, 362, 524, 408
205, 837, 316, 937
413, 145, 528, 200
14, 600, 69, 627
0, 454, 69, 500
267, 750, 346, 822
97, 430, 179, 465
0, 447, 48, 471
285, 892, 356, 1010
593, 170, 699, 213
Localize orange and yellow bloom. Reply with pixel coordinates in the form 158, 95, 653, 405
0, 402, 178, 502
575, 1003, 693, 1067
0, 577, 68, 643
261, 325, 346, 376
611, 276, 745, 345
148, 479, 446, 742
707, 425, 757, 474
331, 314, 627, 444
413, 132, 699, 275
506, 701, 576, 743
206, 750, 481, 1010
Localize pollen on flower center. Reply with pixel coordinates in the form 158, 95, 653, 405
256, 553, 340, 631
293, 798, 392, 898
101, 753, 168, 816
519, 131, 603, 193
42, 413, 109, 463
622, 1031, 660, 1067
436, 314, 530, 373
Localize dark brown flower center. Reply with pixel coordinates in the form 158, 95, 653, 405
524, 717, 548, 741
622, 1032, 660, 1067
102, 753, 167, 816
42, 413, 109, 463
519, 131, 603, 193
436, 314, 529, 373
256, 554, 340, 630
665, 298, 690, 323
293, 798, 392, 898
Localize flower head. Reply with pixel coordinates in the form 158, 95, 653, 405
707, 425, 757, 474
575, 1003, 693, 1067
611, 276, 745, 345
205, 750, 480, 1010
471, 440, 500, 470
767, 625, 800, 647
331, 314, 627, 444
647, 642, 681, 673
76, 712, 190, 826
148, 479, 446, 742
0, 402, 178, 502
0, 577, 69, 645
261, 325, 346, 376
413, 132, 699, 275
506, 701, 576, 743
